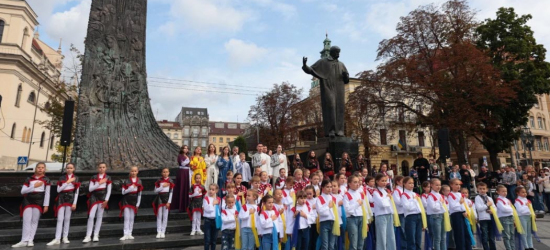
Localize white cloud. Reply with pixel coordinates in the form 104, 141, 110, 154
158, 21, 177, 37
44, 0, 90, 52
165, 0, 252, 34
224, 39, 269, 68
250, 0, 297, 20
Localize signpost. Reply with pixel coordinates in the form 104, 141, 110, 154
17, 156, 28, 171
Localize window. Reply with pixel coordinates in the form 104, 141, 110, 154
220, 137, 224, 143
40, 132, 45, 147
538, 117, 543, 129
226, 138, 230, 143
399, 130, 407, 149
10, 123, 16, 139
544, 138, 549, 151
44, 102, 50, 109
192, 127, 199, 136
21, 28, 28, 49
544, 118, 547, 130
202, 127, 207, 135
418, 132, 425, 147
28, 92, 36, 104
201, 139, 207, 147
530, 116, 535, 128
184, 127, 189, 136
537, 138, 543, 151
15, 84, 22, 107
184, 139, 189, 146
22, 127, 27, 143
192, 139, 198, 147
240, 124, 249, 129
0, 20, 4, 43
212, 137, 216, 143
380, 129, 387, 145
215, 123, 224, 128
173, 133, 178, 139
50, 135, 55, 149
166, 133, 171, 138
228, 123, 237, 129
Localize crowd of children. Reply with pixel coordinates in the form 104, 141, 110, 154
13, 162, 540, 250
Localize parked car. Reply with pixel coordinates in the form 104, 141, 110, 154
23, 162, 65, 172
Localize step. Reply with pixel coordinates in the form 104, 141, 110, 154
0, 233, 221, 250
0, 209, 188, 230
0, 220, 195, 244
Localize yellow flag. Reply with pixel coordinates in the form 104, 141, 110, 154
527, 203, 537, 232
489, 205, 503, 233
332, 203, 340, 236
511, 203, 524, 234
415, 196, 428, 229
281, 210, 288, 243
463, 202, 476, 234
360, 194, 369, 239
235, 215, 241, 249
250, 212, 260, 247
440, 199, 452, 232
389, 194, 401, 227
316, 216, 320, 233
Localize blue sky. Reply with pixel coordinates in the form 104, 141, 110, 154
27, 0, 550, 122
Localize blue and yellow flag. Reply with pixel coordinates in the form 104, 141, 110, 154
398, 139, 405, 150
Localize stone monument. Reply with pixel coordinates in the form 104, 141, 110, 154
302, 37, 358, 166
72, 0, 179, 170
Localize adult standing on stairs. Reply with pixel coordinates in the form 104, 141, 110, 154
173, 146, 190, 212
270, 145, 288, 186
205, 144, 219, 189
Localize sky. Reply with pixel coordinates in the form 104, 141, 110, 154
27, 0, 550, 123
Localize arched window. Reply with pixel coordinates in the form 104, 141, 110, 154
0, 20, 5, 43
26, 128, 31, 143
49, 135, 55, 149
40, 132, 45, 147
28, 92, 36, 104
21, 28, 28, 49
22, 127, 27, 143
10, 123, 16, 139
44, 101, 50, 109
15, 84, 22, 107
167, 133, 171, 138
174, 133, 179, 139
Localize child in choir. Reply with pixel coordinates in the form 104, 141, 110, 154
275, 168, 287, 190
331, 180, 344, 250
427, 178, 446, 250
448, 179, 472, 250
222, 171, 234, 196
496, 185, 515, 250
221, 195, 238, 250
259, 171, 273, 196
235, 152, 251, 188
282, 176, 295, 211
289, 190, 314, 250
441, 184, 454, 249
222, 183, 237, 208
372, 173, 396, 250
310, 173, 321, 196
361, 168, 369, 185
461, 187, 477, 220
293, 169, 308, 192
83, 162, 112, 243
234, 173, 248, 205
120, 166, 143, 241
336, 173, 347, 194
203, 184, 221, 250
343, 175, 369, 250
153, 167, 174, 239
475, 182, 496, 250
239, 190, 259, 250
258, 194, 279, 249
402, 177, 425, 250
13, 162, 51, 248
47, 163, 79, 246
273, 189, 286, 242
189, 173, 206, 235
316, 180, 337, 250
304, 185, 318, 250
515, 186, 535, 250
304, 169, 311, 184
392, 175, 407, 250
421, 181, 431, 208
250, 176, 262, 203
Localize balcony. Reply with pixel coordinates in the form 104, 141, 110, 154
0, 43, 32, 61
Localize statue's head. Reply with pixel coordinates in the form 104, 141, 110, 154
329, 46, 341, 59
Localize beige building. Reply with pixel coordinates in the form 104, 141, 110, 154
209, 121, 248, 153
0, 0, 66, 170
157, 120, 183, 147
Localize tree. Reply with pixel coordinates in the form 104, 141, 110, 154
248, 82, 303, 149
365, 0, 514, 165
476, 8, 550, 169
232, 136, 248, 157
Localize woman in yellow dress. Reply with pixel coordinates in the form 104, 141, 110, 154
190, 146, 206, 185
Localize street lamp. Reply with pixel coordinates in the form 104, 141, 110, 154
520, 126, 534, 166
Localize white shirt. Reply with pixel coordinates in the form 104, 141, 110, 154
89, 174, 112, 201
426, 191, 445, 215
221, 207, 238, 230
514, 197, 532, 216
306, 198, 318, 224
316, 193, 336, 222
496, 196, 513, 217
392, 186, 406, 214
402, 189, 422, 217
475, 194, 495, 221
287, 203, 312, 233
238, 203, 258, 228
262, 153, 271, 174
372, 187, 393, 216
282, 188, 294, 210
344, 189, 365, 217
447, 192, 465, 214
154, 177, 174, 204
202, 196, 220, 219
258, 209, 278, 235
21, 176, 51, 206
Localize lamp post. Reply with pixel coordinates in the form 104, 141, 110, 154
520, 126, 534, 166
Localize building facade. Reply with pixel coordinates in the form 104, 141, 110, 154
175, 107, 209, 149
0, 0, 66, 170
208, 121, 248, 152
157, 120, 183, 147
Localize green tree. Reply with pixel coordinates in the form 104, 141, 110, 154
476, 8, 550, 169
232, 136, 248, 158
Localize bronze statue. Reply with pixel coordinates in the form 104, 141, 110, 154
302, 46, 350, 137
72, 0, 178, 170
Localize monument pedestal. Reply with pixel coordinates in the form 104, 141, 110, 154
310, 137, 359, 167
